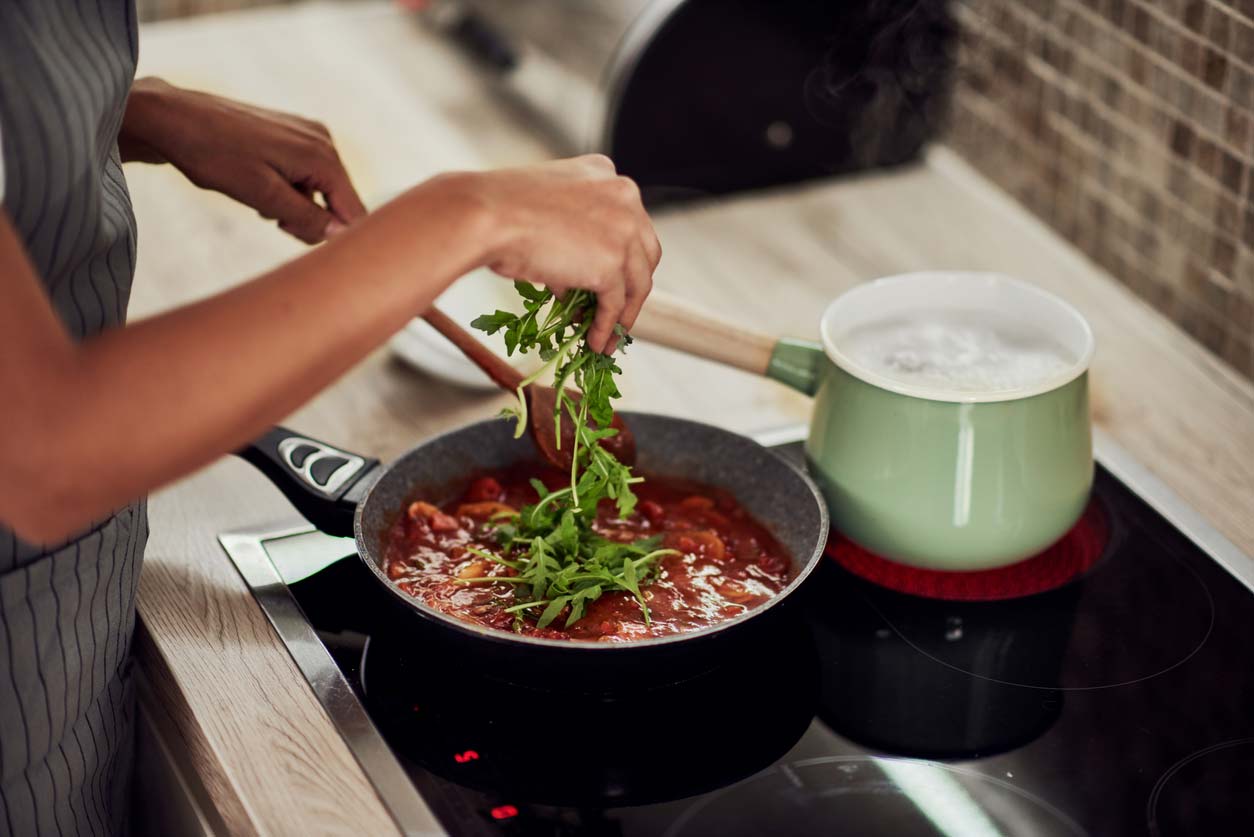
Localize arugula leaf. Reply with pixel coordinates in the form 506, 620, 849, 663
566, 585, 602, 627
472, 285, 677, 630
469, 310, 516, 335
513, 280, 549, 303
537, 595, 572, 629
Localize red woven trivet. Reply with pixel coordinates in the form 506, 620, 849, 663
826, 499, 1111, 601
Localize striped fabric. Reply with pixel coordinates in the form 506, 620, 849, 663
0, 509, 147, 836
0, 2, 147, 835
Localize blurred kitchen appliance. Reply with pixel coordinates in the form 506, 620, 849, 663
421, 0, 954, 204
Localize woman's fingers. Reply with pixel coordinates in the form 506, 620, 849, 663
262, 139, 366, 242
454, 159, 658, 349
643, 226, 662, 271
577, 153, 617, 177
314, 155, 368, 225
284, 134, 367, 232
587, 275, 626, 354
258, 172, 338, 244
611, 239, 652, 353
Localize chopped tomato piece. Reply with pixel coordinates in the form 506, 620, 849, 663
638, 500, 666, 526
455, 501, 517, 520
465, 476, 504, 502
456, 560, 490, 579
664, 529, 726, 561
407, 500, 441, 522
429, 512, 460, 532
408, 499, 461, 532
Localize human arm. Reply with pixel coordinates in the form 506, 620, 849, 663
118, 77, 367, 242
0, 155, 659, 543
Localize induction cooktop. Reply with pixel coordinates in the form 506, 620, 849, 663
219, 427, 1254, 836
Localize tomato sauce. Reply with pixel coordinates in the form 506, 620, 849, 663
380, 464, 794, 642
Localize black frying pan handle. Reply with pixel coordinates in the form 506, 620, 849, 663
236, 426, 382, 538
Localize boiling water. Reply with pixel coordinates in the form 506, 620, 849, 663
838, 312, 1075, 393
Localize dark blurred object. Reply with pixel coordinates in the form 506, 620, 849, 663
421, 0, 955, 205
810, 560, 1074, 760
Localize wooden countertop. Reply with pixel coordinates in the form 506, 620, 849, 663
127, 2, 1254, 834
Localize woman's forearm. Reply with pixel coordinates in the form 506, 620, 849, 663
3, 176, 492, 542
117, 77, 170, 164
3, 153, 659, 544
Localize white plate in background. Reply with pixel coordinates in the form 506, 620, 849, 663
390, 268, 537, 390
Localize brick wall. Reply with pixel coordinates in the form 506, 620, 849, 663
945, 0, 1254, 379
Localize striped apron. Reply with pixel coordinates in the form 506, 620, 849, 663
0, 2, 147, 835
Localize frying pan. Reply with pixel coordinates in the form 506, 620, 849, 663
239, 412, 828, 671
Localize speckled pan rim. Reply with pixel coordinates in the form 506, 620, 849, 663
353, 412, 829, 651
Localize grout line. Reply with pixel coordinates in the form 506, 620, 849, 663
954, 5, 1253, 252
1140, 0, 1254, 77
953, 80, 1247, 267
939, 109, 1241, 328
1220, 0, 1254, 30
970, 0, 1253, 167
1062, 3, 1251, 158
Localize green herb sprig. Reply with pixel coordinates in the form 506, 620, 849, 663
466, 284, 676, 630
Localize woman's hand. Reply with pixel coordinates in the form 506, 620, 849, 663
0, 151, 659, 541
447, 155, 661, 352
119, 77, 367, 243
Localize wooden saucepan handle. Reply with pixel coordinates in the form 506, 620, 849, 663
629, 289, 779, 377
423, 306, 525, 391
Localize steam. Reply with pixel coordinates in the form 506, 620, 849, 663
804, 0, 956, 168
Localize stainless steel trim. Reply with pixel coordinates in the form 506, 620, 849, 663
218, 523, 446, 837
1092, 428, 1254, 595
751, 423, 1254, 595
751, 424, 810, 449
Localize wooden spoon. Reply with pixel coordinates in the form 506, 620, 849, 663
422, 307, 637, 469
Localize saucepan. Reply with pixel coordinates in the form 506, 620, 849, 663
632, 272, 1096, 570
237, 412, 828, 673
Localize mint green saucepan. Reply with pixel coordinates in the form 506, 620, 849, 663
632, 272, 1096, 571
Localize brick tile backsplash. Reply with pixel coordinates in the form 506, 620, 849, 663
947, 0, 1254, 378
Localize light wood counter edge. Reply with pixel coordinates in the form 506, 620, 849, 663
133, 458, 403, 837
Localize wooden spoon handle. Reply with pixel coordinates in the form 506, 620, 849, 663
423, 306, 525, 391
629, 289, 779, 376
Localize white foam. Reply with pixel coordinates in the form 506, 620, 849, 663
837, 312, 1076, 394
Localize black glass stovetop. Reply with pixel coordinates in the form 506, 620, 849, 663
262, 443, 1254, 836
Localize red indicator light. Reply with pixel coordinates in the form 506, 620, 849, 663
411, 704, 421, 713
453, 750, 479, 763
490, 805, 518, 820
